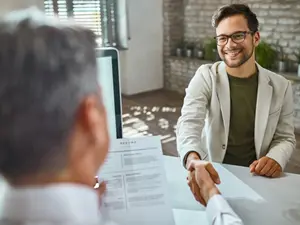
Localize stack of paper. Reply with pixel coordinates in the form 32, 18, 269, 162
98, 136, 175, 225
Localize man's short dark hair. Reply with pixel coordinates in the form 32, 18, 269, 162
212, 4, 259, 32
0, 8, 98, 179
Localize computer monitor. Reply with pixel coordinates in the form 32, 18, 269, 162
96, 47, 123, 139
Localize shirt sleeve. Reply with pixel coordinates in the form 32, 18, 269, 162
98, 209, 119, 225
206, 194, 243, 225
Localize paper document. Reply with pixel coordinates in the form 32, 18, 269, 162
98, 136, 175, 225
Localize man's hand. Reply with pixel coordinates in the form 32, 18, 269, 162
249, 156, 282, 178
187, 170, 206, 205
187, 160, 221, 206
186, 152, 204, 204
185, 151, 201, 168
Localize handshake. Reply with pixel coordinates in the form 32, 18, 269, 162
187, 159, 221, 206
186, 152, 282, 206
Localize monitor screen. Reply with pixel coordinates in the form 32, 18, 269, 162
96, 48, 123, 139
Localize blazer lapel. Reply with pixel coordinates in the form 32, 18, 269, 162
255, 64, 273, 158
216, 62, 230, 141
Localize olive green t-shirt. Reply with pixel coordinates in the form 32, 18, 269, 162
223, 72, 258, 167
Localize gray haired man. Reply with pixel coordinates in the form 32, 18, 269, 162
0, 8, 112, 224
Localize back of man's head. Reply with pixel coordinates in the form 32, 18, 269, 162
0, 8, 99, 180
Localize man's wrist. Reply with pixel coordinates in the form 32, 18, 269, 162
204, 186, 220, 204
185, 151, 201, 168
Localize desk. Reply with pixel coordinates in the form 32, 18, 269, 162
0, 157, 299, 225
164, 156, 300, 225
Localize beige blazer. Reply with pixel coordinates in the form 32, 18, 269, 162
176, 61, 296, 170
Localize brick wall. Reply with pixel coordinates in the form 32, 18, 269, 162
184, 0, 228, 42
184, 0, 300, 56
163, 0, 300, 91
292, 82, 300, 133
163, 0, 184, 88
165, 57, 210, 93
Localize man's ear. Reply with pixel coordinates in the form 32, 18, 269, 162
78, 94, 105, 144
253, 31, 260, 47
67, 95, 103, 172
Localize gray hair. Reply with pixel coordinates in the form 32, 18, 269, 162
0, 8, 99, 178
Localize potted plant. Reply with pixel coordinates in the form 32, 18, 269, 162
276, 43, 286, 72
185, 42, 194, 58
294, 49, 300, 76
193, 41, 204, 59
255, 41, 276, 70
204, 38, 218, 61
175, 40, 184, 57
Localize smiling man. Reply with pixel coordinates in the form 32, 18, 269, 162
176, 4, 296, 205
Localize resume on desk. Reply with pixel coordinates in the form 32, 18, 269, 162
98, 136, 175, 225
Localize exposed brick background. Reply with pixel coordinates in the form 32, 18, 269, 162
165, 57, 211, 93
163, 0, 184, 89
292, 82, 300, 133
184, 0, 300, 57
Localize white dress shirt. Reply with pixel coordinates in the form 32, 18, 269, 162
207, 194, 243, 225
0, 183, 116, 225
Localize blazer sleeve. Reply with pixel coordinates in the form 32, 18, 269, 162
266, 81, 296, 170
176, 66, 212, 167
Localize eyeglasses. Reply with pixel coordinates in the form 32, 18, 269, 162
214, 31, 254, 46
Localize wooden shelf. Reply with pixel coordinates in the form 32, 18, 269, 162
168, 57, 300, 82
281, 73, 300, 82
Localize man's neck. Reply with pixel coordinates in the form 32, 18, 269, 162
226, 59, 257, 78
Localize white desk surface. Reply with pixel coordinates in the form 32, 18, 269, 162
164, 156, 300, 225
0, 156, 299, 225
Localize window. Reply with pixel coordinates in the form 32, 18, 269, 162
44, 0, 129, 49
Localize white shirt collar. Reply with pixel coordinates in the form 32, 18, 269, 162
0, 183, 101, 224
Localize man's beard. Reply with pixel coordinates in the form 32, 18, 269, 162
221, 45, 254, 68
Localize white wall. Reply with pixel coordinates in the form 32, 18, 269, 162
0, 0, 164, 96
120, 0, 163, 95
0, 0, 43, 14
